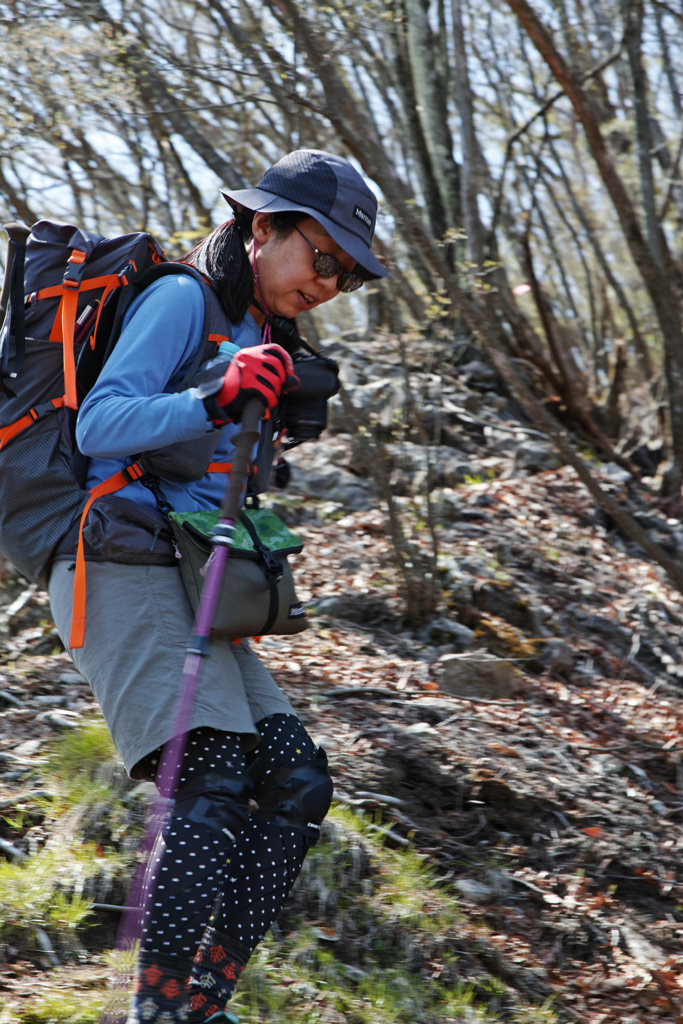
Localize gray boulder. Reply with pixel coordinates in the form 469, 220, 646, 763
426, 616, 474, 648
286, 464, 374, 511
385, 443, 474, 490
327, 377, 406, 432
514, 442, 561, 474
459, 360, 498, 389
455, 879, 497, 904
540, 639, 575, 678
313, 596, 346, 617
437, 650, 519, 699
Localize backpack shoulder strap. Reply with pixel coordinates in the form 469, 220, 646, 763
102, 262, 232, 386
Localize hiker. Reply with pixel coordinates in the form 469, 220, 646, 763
45, 150, 389, 1024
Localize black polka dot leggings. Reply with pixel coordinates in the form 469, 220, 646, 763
130, 714, 322, 1023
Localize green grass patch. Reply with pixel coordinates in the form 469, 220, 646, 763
0, 721, 134, 960
44, 720, 119, 808
226, 805, 558, 1023
0, 846, 103, 952
17, 990, 106, 1023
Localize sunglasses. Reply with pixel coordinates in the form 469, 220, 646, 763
293, 224, 365, 293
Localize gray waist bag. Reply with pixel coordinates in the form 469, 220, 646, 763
169, 507, 309, 638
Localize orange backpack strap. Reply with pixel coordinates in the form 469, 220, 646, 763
0, 397, 65, 451
69, 461, 146, 650
49, 249, 87, 411
46, 249, 126, 411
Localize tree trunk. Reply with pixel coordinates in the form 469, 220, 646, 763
505, 0, 683, 498
622, 0, 665, 271
451, 0, 484, 266
403, 0, 459, 235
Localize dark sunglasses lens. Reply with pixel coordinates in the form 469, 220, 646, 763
339, 273, 364, 293
312, 254, 343, 278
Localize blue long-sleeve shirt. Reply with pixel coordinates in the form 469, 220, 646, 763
77, 275, 262, 513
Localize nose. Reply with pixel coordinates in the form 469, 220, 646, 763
316, 273, 340, 298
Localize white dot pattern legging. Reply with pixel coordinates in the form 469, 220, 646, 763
131, 714, 319, 1023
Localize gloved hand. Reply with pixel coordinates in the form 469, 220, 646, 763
216, 344, 299, 422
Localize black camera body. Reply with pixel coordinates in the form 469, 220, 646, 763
268, 314, 341, 450
281, 351, 340, 448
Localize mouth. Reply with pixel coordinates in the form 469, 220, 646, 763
298, 290, 318, 309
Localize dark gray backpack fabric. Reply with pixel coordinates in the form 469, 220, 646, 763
0, 221, 232, 587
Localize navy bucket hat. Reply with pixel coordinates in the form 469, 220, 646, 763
221, 150, 389, 280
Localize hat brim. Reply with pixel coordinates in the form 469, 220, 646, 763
221, 187, 389, 280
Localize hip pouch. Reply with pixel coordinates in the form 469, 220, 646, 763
169, 507, 309, 638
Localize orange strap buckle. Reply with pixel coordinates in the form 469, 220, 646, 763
0, 397, 65, 452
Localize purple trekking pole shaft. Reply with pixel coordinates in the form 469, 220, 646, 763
105, 397, 264, 1020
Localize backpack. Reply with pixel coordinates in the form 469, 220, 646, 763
0, 220, 234, 647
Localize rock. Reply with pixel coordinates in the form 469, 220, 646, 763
327, 377, 406, 431
0, 836, 27, 862
540, 639, 575, 678
600, 461, 632, 485
290, 982, 321, 999
386, 443, 474, 490
286, 464, 374, 511
59, 671, 86, 685
437, 651, 519, 699
313, 596, 346, 617
0, 690, 24, 708
404, 721, 436, 736
45, 712, 79, 730
454, 507, 491, 524
448, 576, 476, 607
33, 695, 69, 707
13, 739, 42, 757
514, 442, 561, 474
342, 965, 369, 982
584, 614, 631, 652
626, 763, 652, 789
491, 435, 519, 453
426, 617, 474, 648
620, 925, 665, 968
650, 799, 667, 816
455, 878, 497, 904
459, 359, 498, 389
463, 392, 484, 413
587, 754, 625, 776
485, 869, 513, 897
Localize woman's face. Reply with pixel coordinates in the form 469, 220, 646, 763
250, 213, 356, 318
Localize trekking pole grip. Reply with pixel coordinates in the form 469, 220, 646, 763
0, 222, 30, 322
220, 396, 264, 522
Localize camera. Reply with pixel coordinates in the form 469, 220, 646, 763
280, 351, 340, 449
266, 314, 341, 450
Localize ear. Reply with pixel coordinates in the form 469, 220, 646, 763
252, 212, 273, 245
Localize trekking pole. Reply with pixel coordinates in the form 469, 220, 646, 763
104, 397, 264, 1022
0, 223, 30, 327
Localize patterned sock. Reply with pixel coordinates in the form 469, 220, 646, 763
188, 927, 250, 1019
131, 951, 193, 1023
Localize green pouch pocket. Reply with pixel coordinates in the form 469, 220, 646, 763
169, 508, 308, 638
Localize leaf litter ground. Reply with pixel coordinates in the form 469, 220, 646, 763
0, 437, 682, 1019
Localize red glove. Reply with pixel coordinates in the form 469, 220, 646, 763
217, 344, 299, 422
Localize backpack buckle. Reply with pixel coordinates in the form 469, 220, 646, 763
62, 249, 87, 290
118, 261, 135, 287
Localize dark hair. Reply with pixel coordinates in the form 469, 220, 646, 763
182, 208, 309, 325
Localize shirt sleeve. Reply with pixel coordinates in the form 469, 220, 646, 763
76, 275, 216, 459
